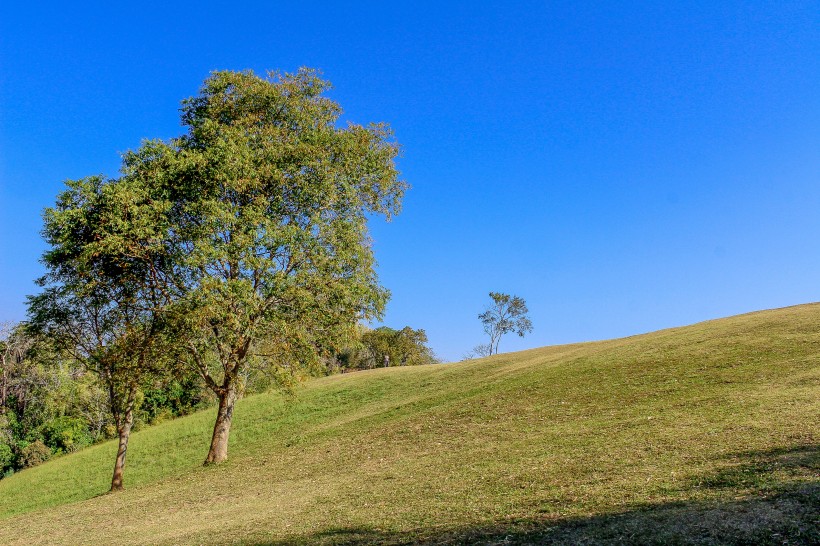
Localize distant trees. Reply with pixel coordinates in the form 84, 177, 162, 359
462, 343, 492, 360
338, 326, 438, 370
477, 292, 533, 356
0, 322, 107, 477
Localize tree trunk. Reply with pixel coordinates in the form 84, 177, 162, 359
204, 385, 237, 465
110, 408, 133, 492
0, 365, 7, 411
0, 353, 8, 411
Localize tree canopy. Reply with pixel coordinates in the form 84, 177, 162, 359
339, 326, 438, 370
27, 175, 176, 490
105, 68, 406, 464
478, 292, 533, 355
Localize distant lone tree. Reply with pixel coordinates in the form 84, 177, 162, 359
478, 292, 533, 355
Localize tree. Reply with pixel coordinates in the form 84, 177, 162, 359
119, 68, 406, 464
28, 176, 173, 491
0, 322, 33, 413
462, 343, 492, 360
478, 292, 533, 355
354, 326, 438, 369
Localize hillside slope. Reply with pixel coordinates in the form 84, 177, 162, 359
0, 304, 818, 545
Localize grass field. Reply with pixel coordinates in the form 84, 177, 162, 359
0, 304, 818, 545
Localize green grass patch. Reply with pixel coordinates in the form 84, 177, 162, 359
1, 303, 818, 544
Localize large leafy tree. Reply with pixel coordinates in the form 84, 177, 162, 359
28, 176, 173, 491
122, 68, 406, 464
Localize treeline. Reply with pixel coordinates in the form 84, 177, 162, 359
0, 322, 435, 478
0, 322, 207, 478
334, 326, 438, 370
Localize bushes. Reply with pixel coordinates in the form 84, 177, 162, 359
0, 440, 14, 473
19, 440, 51, 468
38, 416, 92, 454
139, 375, 208, 425
0, 436, 49, 474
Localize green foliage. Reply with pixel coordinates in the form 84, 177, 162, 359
0, 409, 21, 444
0, 441, 13, 473
19, 440, 50, 468
144, 68, 405, 379
37, 417, 92, 454
0, 326, 112, 477
138, 374, 208, 425
343, 326, 438, 369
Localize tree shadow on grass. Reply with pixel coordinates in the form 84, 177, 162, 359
261, 444, 819, 545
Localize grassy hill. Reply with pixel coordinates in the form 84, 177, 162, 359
0, 304, 818, 545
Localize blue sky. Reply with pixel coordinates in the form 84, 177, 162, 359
1, 2, 819, 361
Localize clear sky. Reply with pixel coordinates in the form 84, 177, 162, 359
1, 2, 819, 361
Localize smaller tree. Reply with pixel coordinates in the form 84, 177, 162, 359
0, 322, 34, 413
462, 343, 492, 360
28, 175, 174, 491
478, 292, 533, 355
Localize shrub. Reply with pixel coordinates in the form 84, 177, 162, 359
139, 375, 207, 424
19, 440, 51, 468
0, 440, 14, 473
38, 416, 92, 454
